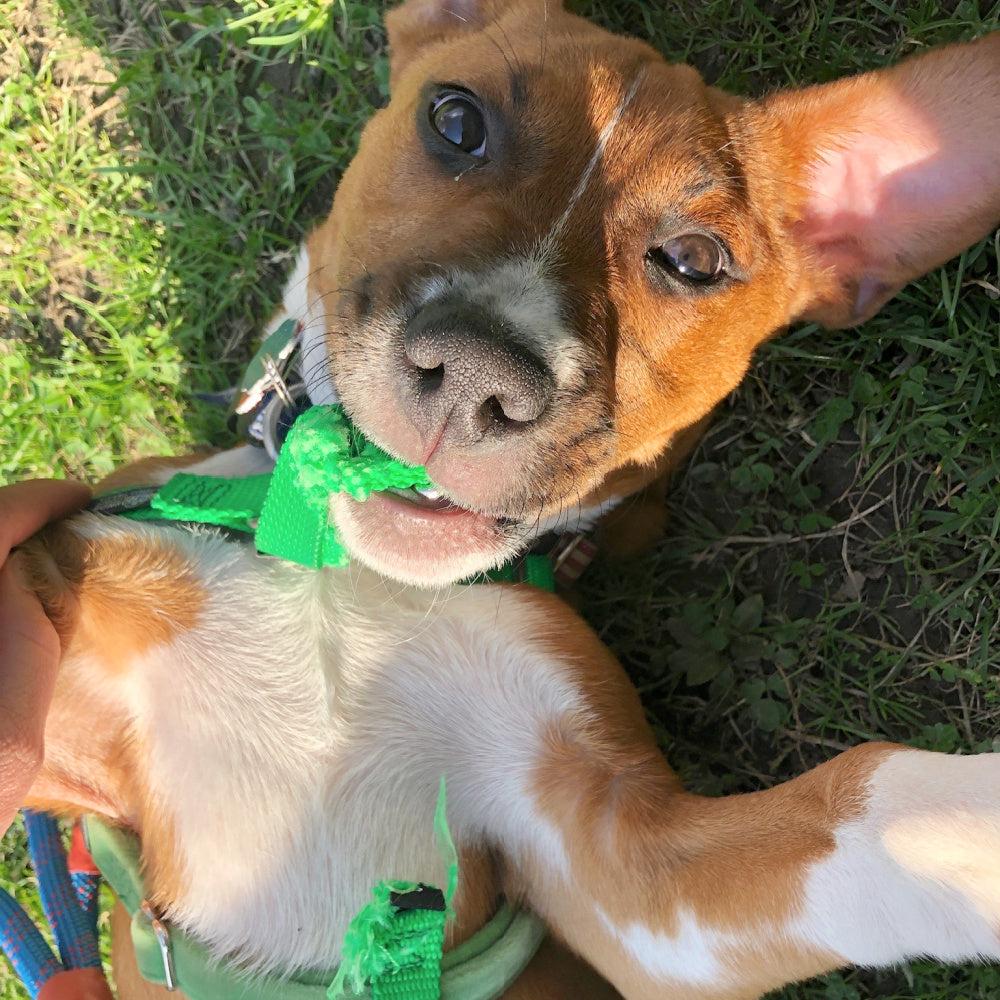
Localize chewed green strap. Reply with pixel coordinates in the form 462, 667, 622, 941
114, 405, 433, 569
104, 403, 557, 590
255, 406, 431, 568
330, 781, 458, 1000
275, 406, 432, 500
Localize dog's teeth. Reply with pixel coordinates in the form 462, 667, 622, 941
417, 488, 443, 500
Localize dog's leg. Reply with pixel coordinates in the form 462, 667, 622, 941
374, 589, 1000, 1000
530, 737, 1000, 1000
21, 523, 1000, 1000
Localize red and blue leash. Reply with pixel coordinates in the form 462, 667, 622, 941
1, 811, 112, 999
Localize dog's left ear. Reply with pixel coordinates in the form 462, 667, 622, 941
385, 0, 547, 86
762, 34, 1000, 328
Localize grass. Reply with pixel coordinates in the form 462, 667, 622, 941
1, 0, 387, 482
1, 0, 998, 998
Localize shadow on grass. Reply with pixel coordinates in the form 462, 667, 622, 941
46, 0, 388, 441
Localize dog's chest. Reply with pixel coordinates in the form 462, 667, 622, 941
120, 539, 459, 970
66, 515, 579, 974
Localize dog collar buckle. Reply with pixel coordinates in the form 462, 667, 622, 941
228, 319, 309, 456
140, 899, 177, 991
548, 532, 598, 587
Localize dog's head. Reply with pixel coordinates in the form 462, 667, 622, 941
295, 0, 999, 585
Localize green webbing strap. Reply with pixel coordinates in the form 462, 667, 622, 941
82, 816, 544, 1000
114, 405, 433, 570
152, 473, 272, 532
483, 556, 555, 592
333, 892, 444, 1000
330, 781, 457, 1000
255, 406, 431, 569
107, 405, 557, 592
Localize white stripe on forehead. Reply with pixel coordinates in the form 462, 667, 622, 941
542, 68, 647, 249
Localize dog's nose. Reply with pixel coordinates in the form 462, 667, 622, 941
401, 302, 555, 446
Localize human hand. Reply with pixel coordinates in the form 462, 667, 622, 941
0, 480, 91, 831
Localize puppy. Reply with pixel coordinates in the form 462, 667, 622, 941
20, 2, 1000, 999
271, 0, 1000, 586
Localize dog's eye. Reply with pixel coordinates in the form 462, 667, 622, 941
429, 93, 487, 157
648, 234, 725, 283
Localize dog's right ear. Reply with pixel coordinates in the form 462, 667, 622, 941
385, 0, 546, 86
758, 33, 1000, 328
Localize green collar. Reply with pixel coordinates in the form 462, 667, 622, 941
94, 467, 555, 589
102, 404, 433, 570
92, 410, 556, 588
92, 318, 557, 586
83, 817, 545, 1000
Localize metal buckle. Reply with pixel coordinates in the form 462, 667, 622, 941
228, 318, 302, 443
253, 381, 310, 460
548, 532, 598, 586
141, 899, 177, 991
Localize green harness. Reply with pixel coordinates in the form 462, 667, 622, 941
91, 344, 551, 998
103, 401, 554, 588
85, 816, 544, 1000
116, 403, 433, 570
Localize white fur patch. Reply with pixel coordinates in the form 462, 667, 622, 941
595, 906, 732, 986
796, 749, 1000, 965
164, 447, 275, 483
533, 493, 623, 537
273, 245, 339, 406
111, 553, 578, 972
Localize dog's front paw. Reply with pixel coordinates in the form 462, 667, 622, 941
800, 748, 1000, 966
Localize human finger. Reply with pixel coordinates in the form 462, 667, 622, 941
0, 480, 91, 561
0, 554, 62, 830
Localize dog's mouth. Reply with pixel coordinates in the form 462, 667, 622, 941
230, 317, 564, 584
380, 485, 518, 524
382, 485, 467, 513
330, 483, 526, 587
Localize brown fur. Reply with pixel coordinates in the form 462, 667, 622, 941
303, 6, 999, 539
21, 501, 1000, 1000
21, 524, 200, 898
21, 523, 204, 672
18, 4, 1000, 998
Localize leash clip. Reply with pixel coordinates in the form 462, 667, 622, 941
141, 900, 177, 991
228, 318, 306, 455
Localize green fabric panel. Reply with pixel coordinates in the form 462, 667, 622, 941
83, 818, 144, 915
522, 556, 555, 592
152, 473, 272, 531
84, 818, 544, 1000
439, 910, 546, 1000
130, 911, 364, 1000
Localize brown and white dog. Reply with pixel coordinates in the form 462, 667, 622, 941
20, 2, 1000, 998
